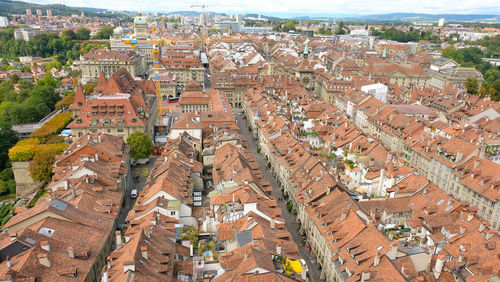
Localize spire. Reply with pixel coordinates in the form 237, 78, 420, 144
303, 41, 309, 60
95, 71, 107, 93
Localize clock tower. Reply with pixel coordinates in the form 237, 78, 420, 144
295, 42, 314, 90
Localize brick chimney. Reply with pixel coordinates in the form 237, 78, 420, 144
341, 208, 349, 221
270, 218, 275, 229
67, 247, 75, 258
459, 223, 466, 235
38, 253, 51, 268
276, 241, 282, 255
141, 246, 148, 260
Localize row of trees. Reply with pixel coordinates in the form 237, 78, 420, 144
370, 26, 440, 42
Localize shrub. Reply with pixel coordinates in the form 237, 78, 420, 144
9, 139, 67, 162
8, 143, 41, 161
55, 93, 75, 110
30, 148, 61, 182
32, 112, 73, 138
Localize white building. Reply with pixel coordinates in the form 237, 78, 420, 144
0, 17, 8, 27
438, 18, 445, 27
361, 83, 388, 103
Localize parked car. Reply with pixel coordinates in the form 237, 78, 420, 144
130, 189, 138, 199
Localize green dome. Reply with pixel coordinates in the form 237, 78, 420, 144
134, 16, 147, 25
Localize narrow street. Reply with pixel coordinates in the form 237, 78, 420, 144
235, 111, 324, 282
117, 158, 157, 226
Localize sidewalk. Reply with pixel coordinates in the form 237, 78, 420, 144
235, 112, 324, 281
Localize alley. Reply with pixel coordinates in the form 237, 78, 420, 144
235, 111, 324, 282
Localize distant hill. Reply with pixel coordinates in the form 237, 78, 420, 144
0, 0, 126, 18
344, 13, 500, 23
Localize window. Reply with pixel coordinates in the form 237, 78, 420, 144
117, 128, 124, 133
170, 211, 176, 216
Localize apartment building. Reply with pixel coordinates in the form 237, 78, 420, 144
69, 68, 155, 140
79, 49, 146, 84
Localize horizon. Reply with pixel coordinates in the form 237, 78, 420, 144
20, 0, 500, 18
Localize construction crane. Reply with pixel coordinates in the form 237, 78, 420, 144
124, 26, 166, 137
190, 4, 209, 52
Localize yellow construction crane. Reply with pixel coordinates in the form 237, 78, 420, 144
124, 26, 166, 136
190, 4, 209, 52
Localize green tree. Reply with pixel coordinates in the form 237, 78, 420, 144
94, 25, 114, 39
0, 123, 18, 172
75, 27, 91, 40
465, 77, 479, 94
44, 60, 62, 72
282, 21, 296, 32
335, 21, 346, 35
61, 29, 76, 40
127, 131, 154, 160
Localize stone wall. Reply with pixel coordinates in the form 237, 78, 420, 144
12, 161, 43, 199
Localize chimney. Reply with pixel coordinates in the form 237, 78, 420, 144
458, 253, 463, 263
341, 209, 348, 221
9, 233, 17, 242
479, 221, 488, 232
6, 257, 12, 269
40, 241, 50, 252
67, 247, 75, 258
276, 241, 282, 255
387, 241, 398, 260
459, 223, 466, 235
116, 231, 122, 248
102, 266, 109, 282
270, 218, 276, 229
98, 134, 102, 143
467, 213, 474, 222
456, 151, 463, 162
95, 152, 99, 161
141, 246, 148, 260
486, 229, 495, 240
244, 251, 248, 260
38, 253, 51, 268
373, 251, 380, 267
433, 254, 445, 279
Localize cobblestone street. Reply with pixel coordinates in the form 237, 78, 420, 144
235, 111, 324, 282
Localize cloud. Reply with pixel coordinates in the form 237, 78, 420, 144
27, 0, 500, 16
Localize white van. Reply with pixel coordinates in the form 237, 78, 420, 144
130, 189, 138, 199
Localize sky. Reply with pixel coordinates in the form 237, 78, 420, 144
29, 0, 500, 17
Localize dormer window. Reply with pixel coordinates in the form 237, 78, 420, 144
480, 178, 484, 185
